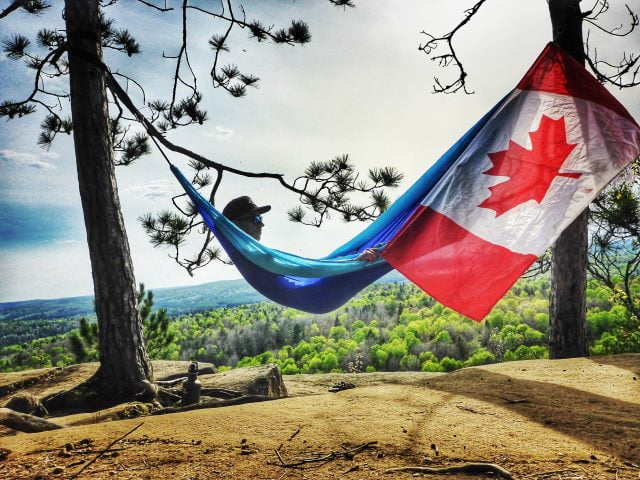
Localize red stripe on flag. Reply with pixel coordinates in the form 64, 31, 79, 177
518, 43, 638, 127
381, 207, 537, 321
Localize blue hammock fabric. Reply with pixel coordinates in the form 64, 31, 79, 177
170, 101, 502, 313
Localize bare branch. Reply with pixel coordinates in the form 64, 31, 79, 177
418, 0, 488, 94
583, 2, 640, 88
584, 2, 638, 36
135, 0, 173, 12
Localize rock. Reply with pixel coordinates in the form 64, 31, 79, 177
201, 364, 287, 398
4, 393, 43, 415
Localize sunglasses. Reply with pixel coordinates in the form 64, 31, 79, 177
238, 214, 263, 225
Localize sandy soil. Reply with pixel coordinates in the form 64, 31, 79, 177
0, 354, 638, 480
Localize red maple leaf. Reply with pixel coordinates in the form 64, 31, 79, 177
478, 115, 581, 216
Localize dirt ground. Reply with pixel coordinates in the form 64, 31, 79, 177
0, 354, 638, 480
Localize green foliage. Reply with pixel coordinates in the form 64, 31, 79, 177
464, 348, 496, 367
590, 314, 640, 355
2, 276, 639, 374
69, 317, 98, 362
503, 345, 549, 361
138, 283, 177, 358
439, 356, 463, 372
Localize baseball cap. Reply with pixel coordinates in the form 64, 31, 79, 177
222, 196, 271, 220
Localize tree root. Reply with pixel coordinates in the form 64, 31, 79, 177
155, 377, 187, 387
200, 388, 243, 399
151, 394, 281, 415
0, 408, 64, 433
385, 462, 516, 479
163, 387, 244, 400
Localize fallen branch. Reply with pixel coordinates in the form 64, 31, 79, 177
499, 396, 531, 404
455, 403, 495, 415
0, 408, 64, 433
155, 377, 187, 386
151, 395, 280, 415
522, 468, 580, 478
272, 441, 378, 469
156, 386, 181, 405
288, 426, 302, 441
385, 462, 516, 480
70, 422, 144, 479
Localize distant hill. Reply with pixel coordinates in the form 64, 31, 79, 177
0, 279, 263, 323
0, 271, 408, 323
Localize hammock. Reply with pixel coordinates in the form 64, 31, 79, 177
170, 104, 498, 314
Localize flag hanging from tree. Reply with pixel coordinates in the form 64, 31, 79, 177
382, 43, 640, 320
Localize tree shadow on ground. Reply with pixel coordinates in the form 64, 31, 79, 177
588, 354, 640, 378
423, 367, 640, 463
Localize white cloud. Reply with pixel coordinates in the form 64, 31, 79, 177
56, 239, 82, 245
202, 126, 234, 140
124, 180, 175, 201
0, 149, 56, 169
41, 151, 60, 160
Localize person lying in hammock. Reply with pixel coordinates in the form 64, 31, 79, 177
222, 196, 381, 262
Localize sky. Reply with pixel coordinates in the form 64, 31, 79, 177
1, 0, 639, 302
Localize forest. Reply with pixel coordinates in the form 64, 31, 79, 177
1, 275, 638, 374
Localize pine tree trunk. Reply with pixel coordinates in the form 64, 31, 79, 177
547, 0, 589, 359
65, 0, 153, 398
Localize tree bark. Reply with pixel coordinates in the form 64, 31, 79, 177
65, 0, 153, 398
548, 0, 589, 359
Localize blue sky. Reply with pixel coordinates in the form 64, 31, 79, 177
1, 0, 639, 301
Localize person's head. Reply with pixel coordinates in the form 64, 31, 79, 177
222, 196, 271, 241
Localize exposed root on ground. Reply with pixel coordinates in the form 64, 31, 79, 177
385, 462, 516, 479
151, 395, 281, 415
0, 408, 64, 433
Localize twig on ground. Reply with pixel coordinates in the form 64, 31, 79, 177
385, 462, 516, 480
455, 403, 495, 415
70, 422, 144, 479
288, 426, 302, 441
272, 441, 378, 469
522, 468, 580, 478
499, 396, 532, 404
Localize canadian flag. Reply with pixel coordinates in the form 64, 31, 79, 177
382, 43, 640, 321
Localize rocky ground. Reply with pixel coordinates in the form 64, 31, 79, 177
0, 354, 638, 479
